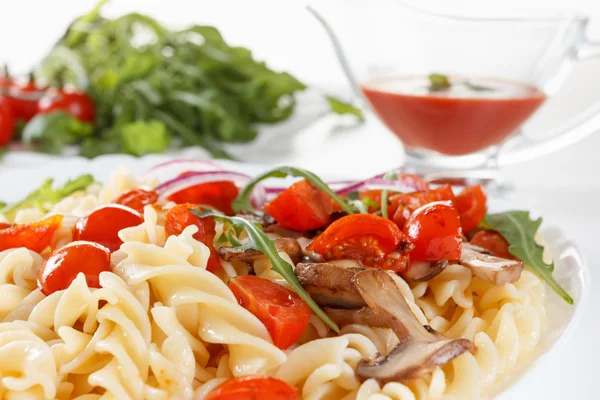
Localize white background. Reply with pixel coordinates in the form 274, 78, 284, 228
2, 1, 600, 399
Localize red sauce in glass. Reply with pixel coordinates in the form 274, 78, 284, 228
361, 76, 546, 155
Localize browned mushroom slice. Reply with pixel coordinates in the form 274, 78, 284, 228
352, 269, 472, 383
325, 307, 407, 338
294, 261, 366, 309
402, 260, 448, 282
218, 238, 303, 264
357, 337, 473, 383
460, 243, 524, 285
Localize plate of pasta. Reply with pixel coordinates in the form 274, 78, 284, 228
0, 158, 588, 400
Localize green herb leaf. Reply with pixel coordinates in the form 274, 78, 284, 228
463, 82, 494, 92
232, 166, 354, 215
362, 197, 379, 210
191, 208, 340, 332
350, 200, 369, 214
121, 120, 171, 156
380, 172, 397, 219
326, 96, 364, 120
428, 73, 451, 91
483, 211, 573, 304
1, 174, 94, 220
22, 112, 94, 154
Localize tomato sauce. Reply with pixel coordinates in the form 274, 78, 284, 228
361, 76, 546, 155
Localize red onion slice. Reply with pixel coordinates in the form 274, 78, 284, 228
156, 171, 267, 207
144, 159, 223, 182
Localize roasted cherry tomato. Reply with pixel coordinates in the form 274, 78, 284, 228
455, 185, 487, 235
0, 215, 63, 253
390, 185, 455, 229
113, 188, 159, 214
0, 98, 16, 147
404, 201, 462, 262
265, 179, 338, 232
37, 241, 111, 295
164, 204, 221, 273
307, 214, 412, 272
206, 376, 299, 400
37, 89, 95, 123
7, 74, 42, 121
168, 173, 238, 215
228, 276, 311, 350
470, 230, 514, 259
73, 205, 143, 252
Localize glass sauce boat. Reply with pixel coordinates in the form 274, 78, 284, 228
307, 0, 600, 174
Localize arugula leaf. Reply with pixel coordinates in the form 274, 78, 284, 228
380, 172, 397, 219
428, 73, 451, 91
483, 211, 573, 304
121, 120, 171, 156
22, 112, 93, 154
232, 166, 354, 215
326, 96, 364, 120
1, 174, 94, 220
191, 208, 340, 332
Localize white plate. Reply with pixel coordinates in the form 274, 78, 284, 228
0, 155, 589, 400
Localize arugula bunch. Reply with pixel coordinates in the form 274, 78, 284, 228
36, 0, 362, 158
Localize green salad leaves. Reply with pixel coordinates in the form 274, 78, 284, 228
0, 174, 94, 220
482, 211, 573, 304
191, 208, 340, 332
22, 112, 94, 154
35, 0, 362, 158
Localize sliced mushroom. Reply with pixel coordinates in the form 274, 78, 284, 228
460, 243, 524, 285
402, 260, 448, 282
218, 238, 303, 265
325, 306, 407, 337
294, 261, 366, 309
357, 337, 473, 383
353, 269, 472, 384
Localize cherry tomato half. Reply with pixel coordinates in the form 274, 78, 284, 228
0, 98, 16, 147
164, 204, 221, 273
206, 376, 299, 400
455, 185, 487, 235
37, 240, 111, 295
470, 230, 514, 260
168, 174, 239, 216
37, 89, 95, 123
307, 214, 412, 272
0, 215, 63, 253
113, 188, 159, 214
73, 205, 143, 252
390, 185, 456, 229
228, 276, 311, 350
404, 201, 462, 262
265, 179, 339, 232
